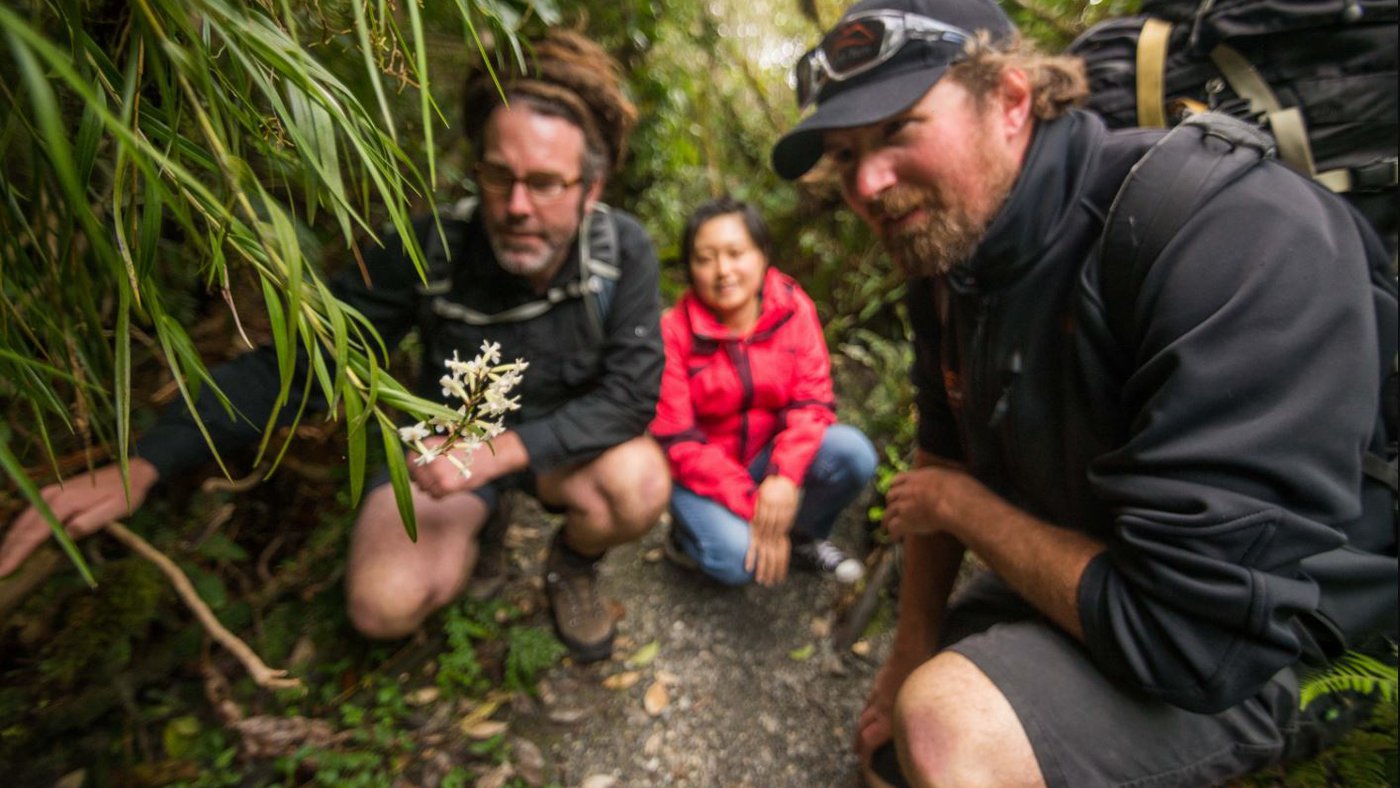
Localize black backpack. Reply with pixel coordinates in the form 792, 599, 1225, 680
1068, 0, 1399, 259
1100, 112, 1399, 653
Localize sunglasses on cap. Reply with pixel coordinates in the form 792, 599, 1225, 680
794, 11, 974, 110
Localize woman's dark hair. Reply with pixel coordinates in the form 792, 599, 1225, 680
679, 197, 773, 278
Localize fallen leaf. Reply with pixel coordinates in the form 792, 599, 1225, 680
643, 681, 669, 716
513, 737, 546, 786
654, 669, 679, 686
547, 707, 588, 725
406, 686, 440, 706
580, 777, 618, 788
789, 643, 815, 661
602, 671, 642, 691
628, 640, 661, 668
458, 697, 502, 734
809, 617, 831, 638
463, 720, 509, 740
851, 640, 871, 657
475, 763, 515, 788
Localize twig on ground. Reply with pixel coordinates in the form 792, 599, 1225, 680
106, 521, 302, 691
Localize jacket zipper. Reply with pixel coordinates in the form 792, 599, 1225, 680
725, 340, 755, 463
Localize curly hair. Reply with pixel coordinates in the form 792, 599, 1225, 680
947, 33, 1088, 121
461, 30, 637, 185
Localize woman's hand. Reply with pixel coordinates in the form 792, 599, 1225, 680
745, 530, 790, 586
750, 475, 798, 539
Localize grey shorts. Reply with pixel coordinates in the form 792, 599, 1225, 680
366, 466, 548, 514
939, 572, 1303, 787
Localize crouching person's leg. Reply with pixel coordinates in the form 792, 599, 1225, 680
890, 611, 1297, 788
668, 486, 755, 586
892, 652, 1043, 788
536, 434, 671, 661
345, 482, 490, 639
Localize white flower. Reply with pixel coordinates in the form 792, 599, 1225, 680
398, 423, 431, 443
401, 344, 526, 474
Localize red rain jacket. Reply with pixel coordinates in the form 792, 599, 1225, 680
650, 267, 836, 520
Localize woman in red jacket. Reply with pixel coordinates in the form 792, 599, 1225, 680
651, 197, 876, 586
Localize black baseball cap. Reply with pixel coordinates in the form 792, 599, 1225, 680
771, 0, 1014, 180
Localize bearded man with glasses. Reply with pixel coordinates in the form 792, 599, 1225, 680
774, 0, 1397, 786
0, 30, 669, 665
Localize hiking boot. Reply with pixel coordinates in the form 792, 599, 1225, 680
663, 524, 700, 572
544, 533, 615, 663
466, 494, 512, 601
792, 538, 865, 584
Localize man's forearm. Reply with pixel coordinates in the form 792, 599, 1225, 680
940, 482, 1103, 641
891, 531, 965, 658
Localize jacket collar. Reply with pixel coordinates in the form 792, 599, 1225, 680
949, 110, 1107, 294
681, 266, 799, 343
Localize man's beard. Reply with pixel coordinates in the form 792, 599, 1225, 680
870, 151, 1018, 279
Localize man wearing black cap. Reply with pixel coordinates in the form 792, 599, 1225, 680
775, 0, 1397, 785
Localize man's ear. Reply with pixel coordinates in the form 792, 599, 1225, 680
998, 67, 1034, 140
583, 178, 605, 213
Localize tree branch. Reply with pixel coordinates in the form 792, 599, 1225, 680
106, 521, 302, 691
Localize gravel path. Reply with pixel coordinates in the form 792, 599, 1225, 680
497, 497, 891, 788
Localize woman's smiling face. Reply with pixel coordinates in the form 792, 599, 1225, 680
688, 213, 769, 332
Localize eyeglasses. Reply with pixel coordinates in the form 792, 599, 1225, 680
474, 162, 583, 202
795, 11, 974, 110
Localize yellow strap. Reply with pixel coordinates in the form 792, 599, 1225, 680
1210, 44, 1318, 179
1135, 18, 1173, 128
1315, 168, 1353, 193
1268, 107, 1318, 178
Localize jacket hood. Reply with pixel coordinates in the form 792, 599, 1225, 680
679, 266, 801, 342
950, 110, 1108, 294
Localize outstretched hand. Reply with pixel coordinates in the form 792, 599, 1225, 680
0, 458, 161, 577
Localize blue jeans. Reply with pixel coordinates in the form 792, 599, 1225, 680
669, 424, 877, 585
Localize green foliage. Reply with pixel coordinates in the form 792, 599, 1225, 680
436, 598, 500, 696
40, 558, 165, 688
504, 624, 568, 693
1301, 648, 1398, 710
0, 0, 531, 569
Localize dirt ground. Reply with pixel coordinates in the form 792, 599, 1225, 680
493, 495, 891, 788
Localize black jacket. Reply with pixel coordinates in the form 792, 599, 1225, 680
910, 111, 1397, 713
137, 205, 663, 476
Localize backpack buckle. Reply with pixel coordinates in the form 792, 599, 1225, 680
1352, 158, 1399, 192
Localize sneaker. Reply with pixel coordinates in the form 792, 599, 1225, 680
792, 539, 865, 584
544, 533, 616, 663
663, 524, 700, 571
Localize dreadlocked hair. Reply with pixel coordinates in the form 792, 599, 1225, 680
947, 32, 1087, 121
461, 29, 637, 184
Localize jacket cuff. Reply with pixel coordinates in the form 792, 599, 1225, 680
134, 423, 214, 480
513, 420, 566, 473
1077, 552, 1132, 682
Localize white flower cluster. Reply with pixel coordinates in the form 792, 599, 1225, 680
397, 340, 528, 479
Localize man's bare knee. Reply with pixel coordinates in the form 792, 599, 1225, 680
346, 577, 434, 640
893, 652, 1043, 788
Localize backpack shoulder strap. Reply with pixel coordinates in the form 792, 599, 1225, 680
579, 202, 621, 343
425, 199, 621, 341
1099, 112, 1276, 343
